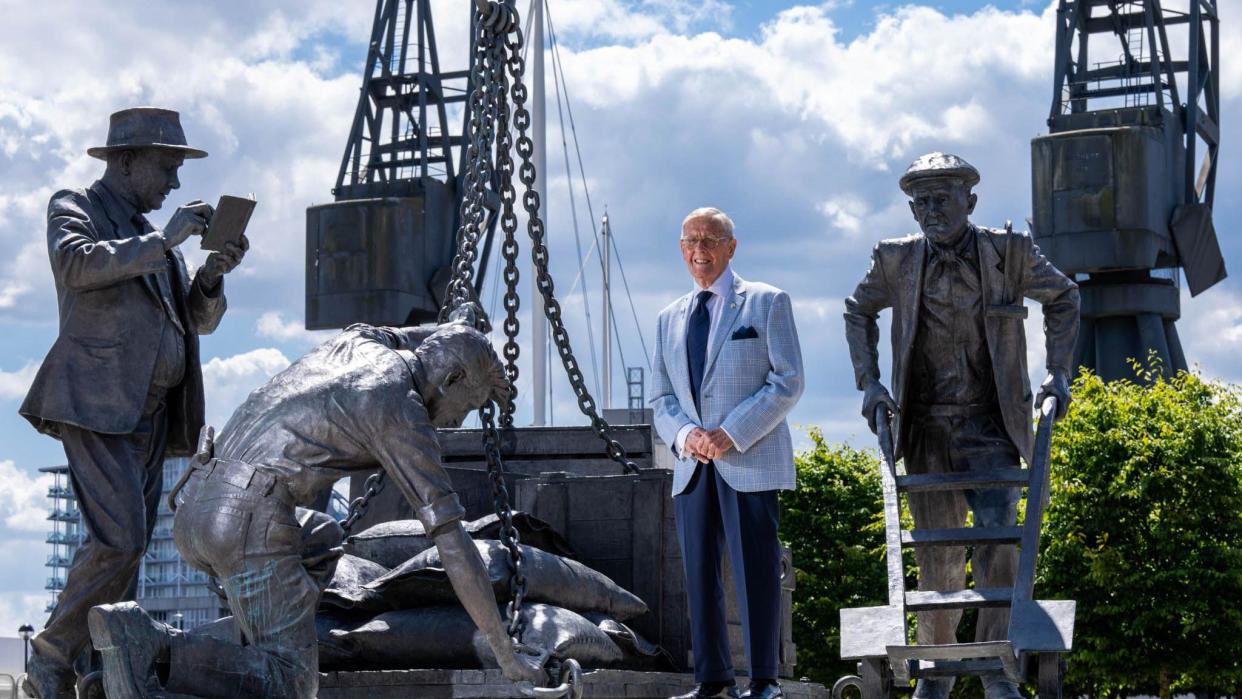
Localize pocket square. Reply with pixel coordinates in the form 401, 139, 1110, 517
730, 325, 759, 340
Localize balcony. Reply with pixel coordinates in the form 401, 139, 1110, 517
45, 577, 65, 591
46, 485, 72, 498
46, 510, 78, 522
46, 554, 71, 567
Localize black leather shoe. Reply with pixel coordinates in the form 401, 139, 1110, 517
22, 651, 76, 699
740, 680, 783, 699
668, 682, 741, 699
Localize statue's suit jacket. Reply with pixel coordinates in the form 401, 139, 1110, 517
651, 273, 804, 496
20, 181, 227, 455
844, 226, 1078, 464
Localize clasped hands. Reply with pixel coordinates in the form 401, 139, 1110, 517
685, 426, 734, 463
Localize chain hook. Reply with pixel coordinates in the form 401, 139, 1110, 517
519, 658, 583, 699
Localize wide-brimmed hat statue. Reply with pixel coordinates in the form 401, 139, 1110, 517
87, 107, 208, 160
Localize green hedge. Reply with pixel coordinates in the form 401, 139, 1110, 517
1038, 368, 1242, 698
779, 429, 888, 684
782, 368, 1242, 698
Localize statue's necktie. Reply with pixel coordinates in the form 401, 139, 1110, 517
687, 289, 713, 413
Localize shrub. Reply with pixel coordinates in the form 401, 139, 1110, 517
1038, 366, 1242, 698
780, 429, 887, 684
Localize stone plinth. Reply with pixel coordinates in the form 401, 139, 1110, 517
318, 669, 829, 699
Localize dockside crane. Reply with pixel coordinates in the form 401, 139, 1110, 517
1031, 0, 1226, 380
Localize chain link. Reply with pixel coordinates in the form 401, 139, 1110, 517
344, 0, 640, 661
500, 23, 639, 474
339, 469, 387, 535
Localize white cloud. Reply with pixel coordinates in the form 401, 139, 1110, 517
256, 312, 334, 347
0, 460, 54, 533
1177, 286, 1242, 384
0, 362, 37, 400
0, 592, 49, 641
201, 348, 291, 429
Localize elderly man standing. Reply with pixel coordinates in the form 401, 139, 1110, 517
844, 153, 1078, 699
651, 208, 804, 699
18, 107, 247, 698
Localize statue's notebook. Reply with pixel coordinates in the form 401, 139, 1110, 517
202, 194, 256, 252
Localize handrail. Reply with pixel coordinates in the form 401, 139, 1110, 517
0, 672, 18, 699
1012, 395, 1059, 605
875, 405, 908, 612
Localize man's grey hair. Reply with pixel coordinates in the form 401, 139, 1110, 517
414, 323, 512, 405
682, 207, 735, 238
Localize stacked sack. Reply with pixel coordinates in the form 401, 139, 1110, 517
317, 512, 671, 672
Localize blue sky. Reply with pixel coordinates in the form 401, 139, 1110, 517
0, 0, 1239, 632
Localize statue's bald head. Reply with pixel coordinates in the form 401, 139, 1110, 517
412, 323, 512, 427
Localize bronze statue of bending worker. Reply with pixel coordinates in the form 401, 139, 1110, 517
87, 319, 546, 698
843, 153, 1079, 699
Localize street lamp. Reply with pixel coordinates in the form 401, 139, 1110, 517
172, 613, 183, 631
17, 624, 33, 673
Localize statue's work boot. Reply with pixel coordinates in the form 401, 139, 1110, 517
912, 677, 955, 699
983, 673, 1024, 699
21, 651, 76, 699
87, 602, 171, 699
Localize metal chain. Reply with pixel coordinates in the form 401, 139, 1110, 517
339, 469, 387, 535
500, 24, 639, 474
480, 400, 528, 641
440, 11, 506, 322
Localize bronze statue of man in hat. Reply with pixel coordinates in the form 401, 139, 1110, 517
843, 153, 1079, 699
19, 106, 248, 698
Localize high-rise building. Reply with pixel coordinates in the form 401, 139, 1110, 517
42, 457, 227, 630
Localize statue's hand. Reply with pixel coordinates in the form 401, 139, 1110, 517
499, 642, 548, 686
1036, 370, 1071, 419
164, 200, 214, 249
447, 301, 491, 333
199, 235, 249, 289
861, 379, 897, 435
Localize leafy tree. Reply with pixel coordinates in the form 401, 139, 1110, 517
780, 430, 888, 684
1038, 366, 1242, 698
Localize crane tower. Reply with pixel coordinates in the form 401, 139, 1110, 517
305, 0, 497, 329
1031, 0, 1225, 380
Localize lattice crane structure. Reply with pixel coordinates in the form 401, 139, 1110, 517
306, 0, 499, 330
1032, 0, 1226, 380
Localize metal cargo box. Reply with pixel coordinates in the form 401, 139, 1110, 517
1031, 108, 1184, 275
305, 179, 455, 330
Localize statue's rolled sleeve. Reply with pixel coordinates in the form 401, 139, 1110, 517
719, 291, 804, 454
417, 492, 467, 537
1019, 237, 1080, 374
366, 395, 464, 534
844, 244, 892, 390
187, 273, 227, 334
48, 191, 168, 292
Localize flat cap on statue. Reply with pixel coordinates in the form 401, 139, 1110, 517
87, 107, 208, 160
898, 152, 979, 195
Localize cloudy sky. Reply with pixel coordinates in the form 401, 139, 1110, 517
0, 0, 1239, 633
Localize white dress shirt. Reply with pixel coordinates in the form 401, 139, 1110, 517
674, 265, 736, 457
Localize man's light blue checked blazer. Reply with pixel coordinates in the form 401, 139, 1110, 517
650, 272, 804, 496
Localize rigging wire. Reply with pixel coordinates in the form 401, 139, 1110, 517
547, 0, 602, 397
605, 221, 653, 372
544, 5, 652, 380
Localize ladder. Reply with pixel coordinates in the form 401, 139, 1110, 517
835, 397, 1075, 698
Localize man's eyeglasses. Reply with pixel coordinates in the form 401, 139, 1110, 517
680, 236, 731, 250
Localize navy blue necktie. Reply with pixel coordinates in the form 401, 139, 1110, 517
687, 290, 713, 413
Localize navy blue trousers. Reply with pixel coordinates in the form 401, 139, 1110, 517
674, 462, 782, 683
